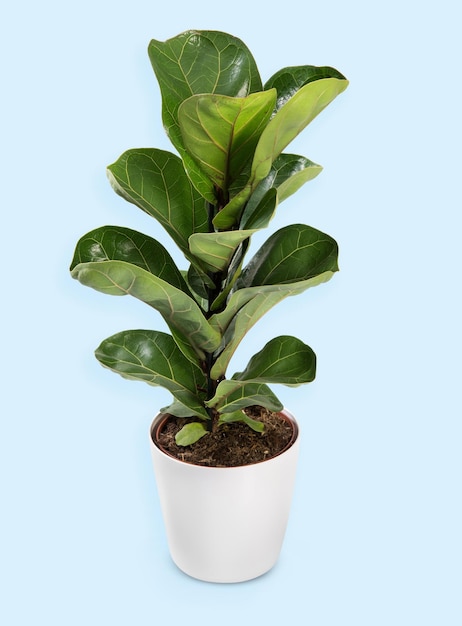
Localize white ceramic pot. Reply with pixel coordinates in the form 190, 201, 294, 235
149, 409, 300, 583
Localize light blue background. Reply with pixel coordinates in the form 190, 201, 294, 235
1, 1, 461, 623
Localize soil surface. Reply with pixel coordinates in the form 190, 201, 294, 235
155, 407, 295, 468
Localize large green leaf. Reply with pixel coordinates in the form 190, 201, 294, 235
208, 336, 315, 413
214, 77, 348, 228
95, 330, 209, 419
239, 223, 339, 287
209, 224, 338, 378
209, 274, 333, 379
189, 229, 258, 274
71, 260, 221, 360
148, 30, 263, 201
232, 336, 316, 385
239, 154, 322, 229
70, 225, 189, 294
264, 65, 347, 113
251, 77, 349, 183
106, 149, 207, 260
178, 90, 276, 190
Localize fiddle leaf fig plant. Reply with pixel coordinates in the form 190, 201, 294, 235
70, 30, 348, 446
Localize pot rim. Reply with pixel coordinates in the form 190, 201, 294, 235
150, 408, 299, 469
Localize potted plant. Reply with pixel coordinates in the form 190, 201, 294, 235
70, 29, 348, 583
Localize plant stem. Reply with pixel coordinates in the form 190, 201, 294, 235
205, 200, 219, 431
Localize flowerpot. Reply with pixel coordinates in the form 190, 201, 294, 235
149, 409, 300, 583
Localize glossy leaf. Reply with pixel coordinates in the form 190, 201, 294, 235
206, 380, 283, 414
209, 224, 338, 374
175, 422, 209, 446
178, 90, 276, 190
71, 259, 221, 360
208, 336, 315, 412
264, 65, 347, 113
240, 154, 322, 229
70, 225, 189, 294
232, 335, 316, 386
106, 149, 208, 260
148, 30, 263, 201
95, 330, 209, 419
189, 229, 258, 273
210, 224, 338, 370
214, 77, 348, 229
251, 77, 349, 183
239, 223, 339, 287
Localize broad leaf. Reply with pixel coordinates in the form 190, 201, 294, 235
148, 30, 263, 201
239, 223, 339, 287
95, 330, 209, 419
218, 411, 264, 433
213, 77, 348, 229
206, 380, 283, 414
175, 422, 208, 446
178, 90, 276, 190
209, 225, 338, 375
107, 149, 208, 260
208, 336, 316, 414
251, 77, 349, 183
209, 222, 338, 379
232, 335, 316, 386
240, 154, 322, 229
189, 229, 258, 273
71, 260, 221, 360
70, 225, 189, 294
264, 65, 347, 113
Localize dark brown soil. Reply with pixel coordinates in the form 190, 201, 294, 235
154, 407, 295, 468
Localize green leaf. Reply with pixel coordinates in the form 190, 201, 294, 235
212, 184, 253, 230
240, 154, 322, 229
207, 381, 283, 414
233, 336, 316, 386
95, 330, 209, 419
189, 229, 258, 273
70, 225, 189, 294
185, 264, 215, 305
213, 77, 348, 229
208, 224, 338, 375
209, 238, 251, 312
218, 411, 264, 433
264, 65, 347, 113
178, 90, 276, 190
239, 223, 339, 287
161, 400, 196, 418
148, 30, 263, 201
175, 422, 209, 446
208, 219, 337, 380
239, 187, 278, 230
70, 259, 221, 360
210, 273, 334, 379
251, 77, 349, 183
106, 149, 208, 260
